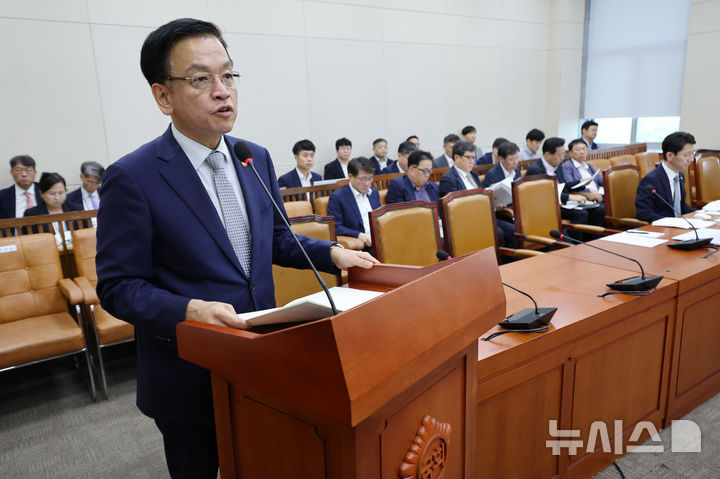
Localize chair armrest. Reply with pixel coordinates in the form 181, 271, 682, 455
58, 278, 84, 305
618, 218, 649, 227
523, 234, 572, 248
499, 247, 544, 258
337, 235, 365, 250
564, 224, 622, 236
74, 276, 100, 305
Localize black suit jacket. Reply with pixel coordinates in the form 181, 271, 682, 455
277, 169, 321, 188
0, 183, 43, 219
386, 175, 439, 204
636, 164, 694, 222
369, 156, 394, 175
438, 167, 482, 198
433, 155, 452, 169
23, 201, 84, 234
323, 158, 347, 180
482, 163, 520, 188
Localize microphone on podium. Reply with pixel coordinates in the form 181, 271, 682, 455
549, 230, 662, 292
233, 141, 338, 315
646, 186, 712, 250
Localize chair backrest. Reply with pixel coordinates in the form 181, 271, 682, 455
283, 200, 313, 217
609, 154, 637, 167
587, 158, 611, 172
512, 175, 561, 243
369, 201, 441, 266
603, 165, 640, 220
696, 156, 720, 203
71, 227, 98, 284
0, 233, 66, 323
313, 196, 330, 216
271, 215, 340, 307
440, 189, 498, 257
634, 152, 661, 177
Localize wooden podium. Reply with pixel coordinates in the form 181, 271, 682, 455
177, 249, 504, 478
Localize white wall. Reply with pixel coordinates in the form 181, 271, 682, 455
680, 0, 720, 149
0, 0, 585, 189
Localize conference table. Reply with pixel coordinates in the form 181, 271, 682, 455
477, 219, 720, 478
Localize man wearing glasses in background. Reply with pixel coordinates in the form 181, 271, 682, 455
95, 18, 375, 479
0, 155, 43, 219
386, 150, 439, 204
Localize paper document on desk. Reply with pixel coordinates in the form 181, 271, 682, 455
672, 228, 720, 246
570, 168, 601, 190
562, 200, 599, 210
598, 232, 668, 248
236, 286, 384, 329
487, 176, 513, 206
702, 200, 720, 212
652, 218, 715, 229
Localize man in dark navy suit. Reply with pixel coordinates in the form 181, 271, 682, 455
385, 141, 417, 174
636, 131, 696, 222
327, 157, 380, 251
581, 120, 599, 150
386, 150, 439, 204
369, 138, 395, 174
323, 137, 352, 180
277, 139, 322, 188
0, 155, 43, 219
66, 161, 104, 216
482, 142, 520, 246
476, 137, 508, 165
433, 133, 459, 168
95, 19, 375, 479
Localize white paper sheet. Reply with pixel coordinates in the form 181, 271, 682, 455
671, 228, 720, 246
598, 232, 668, 248
651, 218, 715, 229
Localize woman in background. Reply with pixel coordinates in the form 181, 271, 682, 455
24, 172, 83, 235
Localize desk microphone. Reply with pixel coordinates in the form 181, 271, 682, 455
549, 230, 662, 291
234, 141, 338, 315
646, 186, 712, 250
436, 250, 557, 330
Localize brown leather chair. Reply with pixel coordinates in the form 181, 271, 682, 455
283, 200, 313, 217
609, 154, 637, 167
0, 233, 96, 399
378, 189, 388, 205
602, 165, 648, 228
440, 189, 541, 260
71, 227, 134, 397
271, 215, 342, 307
634, 152, 661, 178
692, 156, 720, 208
313, 196, 330, 216
369, 201, 441, 266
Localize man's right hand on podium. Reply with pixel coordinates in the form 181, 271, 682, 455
186, 299, 244, 329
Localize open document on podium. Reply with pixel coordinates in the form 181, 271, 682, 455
236, 287, 384, 329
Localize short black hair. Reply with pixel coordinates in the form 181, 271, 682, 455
348, 156, 375, 176
542, 137, 566, 155
80, 161, 105, 179
461, 126, 476, 136
292, 139, 315, 155
372, 138, 387, 147
526, 128, 545, 142
38, 172, 66, 194
443, 133, 460, 145
581, 120, 598, 131
492, 137, 509, 149
662, 131, 696, 161
566, 138, 586, 152
408, 150, 433, 168
140, 18, 229, 86
406, 135, 419, 142
335, 137, 352, 150
397, 141, 418, 156
10, 155, 36, 169
497, 142, 519, 159
452, 141, 476, 159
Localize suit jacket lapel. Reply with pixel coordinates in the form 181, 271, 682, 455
156, 130, 248, 278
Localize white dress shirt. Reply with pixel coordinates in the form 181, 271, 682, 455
661, 161, 680, 200
349, 184, 373, 235
454, 165, 479, 190
14, 184, 36, 218
295, 168, 313, 187
500, 163, 515, 179
540, 157, 556, 176
171, 124, 250, 237
80, 187, 100, 210
571, 159, 599, 191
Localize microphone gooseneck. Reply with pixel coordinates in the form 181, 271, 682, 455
502, 282, 539, 314
549, 230, 647, 278
233, 141, 338, 316
646, 186, 712, 250
648, 186, 699, 240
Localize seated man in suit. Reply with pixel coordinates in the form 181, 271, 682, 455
518, 128, 544, 162
323, 137, 352, 180
581, 120, 599, 150
433, 133, 459, 168
0, 155, 43, 219
278, 139, 322, 188
476, 137, 508, 165
461, 125, 483, 156
385, 141, 417, 174
482, 141, 521, 187
67, 160, 104, 212
369, 138, 395, 174
439, 141, 514, 247
636, 131, 696, 222
386, 150, 439, 204
560, 138, 606, 227
327, 157, 380, 251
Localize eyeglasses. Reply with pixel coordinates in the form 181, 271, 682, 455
82, 178, 101, 187
45, 191, 66, 198
167, 71, 241, 90
354, 176, 374, 183
413, 166, 432, 175
12, 167, 35, 174
461, 154, 475, 161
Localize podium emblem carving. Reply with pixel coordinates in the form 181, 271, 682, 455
398, 415, 452, 479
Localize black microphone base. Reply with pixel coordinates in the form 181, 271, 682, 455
668, 238, 713, 250
607, 275, 663, 291
498, 307, 557, 330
